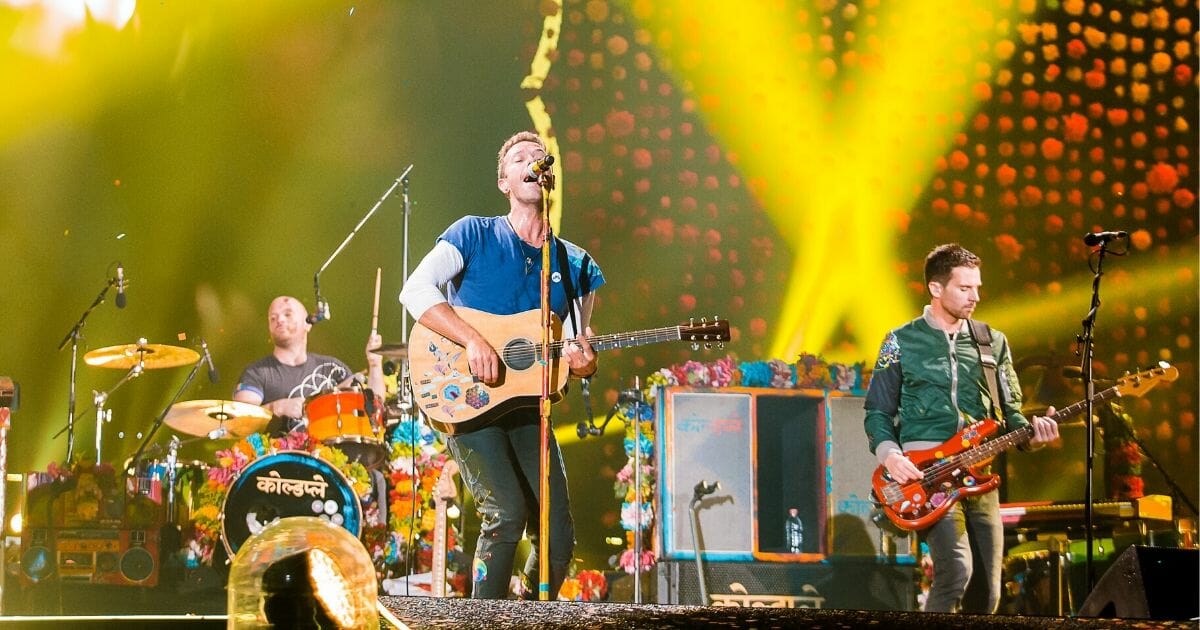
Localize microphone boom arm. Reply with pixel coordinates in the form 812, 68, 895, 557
310, 166, 414, 320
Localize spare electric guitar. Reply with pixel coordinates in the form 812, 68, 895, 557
409, 307, 730, 433
872, 362, 1178, 531
430, 459, 459, 598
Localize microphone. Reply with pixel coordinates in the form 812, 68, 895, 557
115, 263, 127, 309
524, 155, 554, 182
207, 426, 228, 440
1083, 230, 1127, 246
306, 299, 330, 325
200, 339, 219, 384
693, 479, 720, 498
576, 421, 602, 439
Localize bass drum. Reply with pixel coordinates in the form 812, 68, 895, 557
221, 451, 362, 557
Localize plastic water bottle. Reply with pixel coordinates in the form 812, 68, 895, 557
785, 507, 804, 553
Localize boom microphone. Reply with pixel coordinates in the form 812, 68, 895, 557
200, 339, 219, 384
1083, 230, 1127, 246
115, 263, 127, 309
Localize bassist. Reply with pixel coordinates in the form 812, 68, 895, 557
864, 243, 1058, 613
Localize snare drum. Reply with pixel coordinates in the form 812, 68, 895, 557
305, 388, 387, 468
220, 451, 362, 556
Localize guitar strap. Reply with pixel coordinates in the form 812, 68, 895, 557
553, 235, 581, 336
967, 319, 1006, 429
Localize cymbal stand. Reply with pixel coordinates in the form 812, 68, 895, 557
127, 358, 203, 477
55, 274, 120, 461
92, 355, 146, 461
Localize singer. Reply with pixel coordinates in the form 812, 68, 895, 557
863, 244, 1058, 614
399, 131, 605, 599
232, 296, 384, 435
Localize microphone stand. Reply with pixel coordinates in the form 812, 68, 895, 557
395, 171, 416, 426
1076, 239, 1120, 591
536, 167, 555, 601
56, 275, 120, 461
310, 166, 413, 322
688, 481, 717, 605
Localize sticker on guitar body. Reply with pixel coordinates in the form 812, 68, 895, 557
418, 338, 492, 418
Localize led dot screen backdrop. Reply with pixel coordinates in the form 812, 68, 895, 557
1, 0, 1195, 572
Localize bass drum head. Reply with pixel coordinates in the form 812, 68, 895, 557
221, 451, 362, 557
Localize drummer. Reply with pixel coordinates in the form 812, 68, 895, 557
233, 296, 385, 436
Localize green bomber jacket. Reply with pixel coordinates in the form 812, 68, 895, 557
863, 306, 1030, 461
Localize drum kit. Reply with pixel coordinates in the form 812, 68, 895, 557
76, 336, 411, 553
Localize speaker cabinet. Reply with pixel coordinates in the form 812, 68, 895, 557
1078, 545, 1199, 620
19, 528, 54, 584
824, 395, 916, 562
656, 388, 827, 561
654, 558, 916, 610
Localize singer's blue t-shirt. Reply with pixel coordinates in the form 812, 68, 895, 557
438, 215, 604, 324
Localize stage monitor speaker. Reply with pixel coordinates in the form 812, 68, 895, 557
1077, 545, 1199, 620
657, 389, 829, 560
658, 390, 755, 559
824, 395, 916, 562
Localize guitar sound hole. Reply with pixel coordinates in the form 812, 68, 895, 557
503, 338, 536, 371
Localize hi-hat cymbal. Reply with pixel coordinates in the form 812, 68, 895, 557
84, 342, 200, 370
367, 342, 408, 359
164, 399, 271, 438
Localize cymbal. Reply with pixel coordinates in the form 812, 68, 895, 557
164, 399, 271, 438
368, 342, 408, 359
84, 342, 200, 370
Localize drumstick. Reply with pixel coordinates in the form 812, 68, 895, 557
371, 267, 382, 335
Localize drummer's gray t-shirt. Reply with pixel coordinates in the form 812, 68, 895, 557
234, 353, 351, 409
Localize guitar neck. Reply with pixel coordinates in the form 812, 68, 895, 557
432, 501, 448, 597
545, 326, 686, 358
954, 383, 1121, 467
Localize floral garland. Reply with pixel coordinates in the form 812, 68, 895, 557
186, 418, 464, 593
188, 431, 371, 566
610, 353, 867, 574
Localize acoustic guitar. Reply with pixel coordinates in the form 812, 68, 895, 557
409, 307, 729, 433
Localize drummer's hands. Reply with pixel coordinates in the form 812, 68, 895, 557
366, 331, 383, 368
564, 326, 597, 378
265, 397, 304, 419
1028, 406, 1059, 447
466, 333, 501, 385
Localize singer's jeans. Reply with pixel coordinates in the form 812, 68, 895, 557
445, 409, 576, 599
920, 491, 1004, 613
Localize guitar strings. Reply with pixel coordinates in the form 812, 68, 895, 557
497, 325, 696, 363
890, 388, 1117, 497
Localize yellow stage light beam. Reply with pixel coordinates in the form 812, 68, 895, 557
981, 244, 1199, 352
626, 1, 1020, 361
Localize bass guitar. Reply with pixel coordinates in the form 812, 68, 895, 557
872, 362, 1177, 531
409, 307, 729, 433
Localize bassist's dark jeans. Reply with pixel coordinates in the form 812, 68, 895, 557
921, 491, 1004, 613
445, 408, 576, 599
